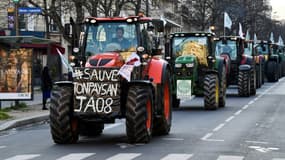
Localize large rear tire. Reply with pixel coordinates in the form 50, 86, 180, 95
126, 86, 153, 143
204, 74, 219, 110
238, 71, 250, 97
219, 66, 227, 108
50, 86, 79, 144
153, 70, 172, 135
266, 61, 279, 82
250, 69, 256, 95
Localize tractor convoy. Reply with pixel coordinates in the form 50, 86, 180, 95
49, 15, 285, 144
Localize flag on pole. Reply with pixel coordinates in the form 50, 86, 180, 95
56, 48, 74, 75
239, 23, 244, 38
224, 12, 232, 29
270, 32, 274, 43
278, 35, 284, 46
254, 33, 258, 44
245, 30, 250, 41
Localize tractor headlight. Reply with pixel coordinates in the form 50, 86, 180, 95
175, 63, 182, 68
185, 63, 194, 68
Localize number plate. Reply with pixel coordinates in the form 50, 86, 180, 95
177, 80, 192, 99
73, 67, 121, 115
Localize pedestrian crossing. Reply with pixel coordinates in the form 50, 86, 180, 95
1, 153, 285, 160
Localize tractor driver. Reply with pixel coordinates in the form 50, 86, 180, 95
112, 27, 131, 50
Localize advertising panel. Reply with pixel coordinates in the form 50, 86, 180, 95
0, 47, 33, 100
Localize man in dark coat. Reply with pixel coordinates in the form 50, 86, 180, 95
41, 66, 52, 110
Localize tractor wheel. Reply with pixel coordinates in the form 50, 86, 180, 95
126, 86, 153, 143
262, 63, 265, 84
238, 70, 250, 97
256, 65, 261, 88
153, 70, 172, 135
219, 66, 227, 108
250, 69, 256, 96
267, 61, 278, 82
79, 122, 104, 137
204, 74, 219, 110
50, 86, 79, 144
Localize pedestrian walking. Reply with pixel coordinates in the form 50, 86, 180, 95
41, 66, 52, 110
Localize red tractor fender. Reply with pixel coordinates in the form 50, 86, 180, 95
148, 57, 168, 84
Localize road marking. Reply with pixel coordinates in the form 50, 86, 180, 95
201, 133, 213, 140
249, 146, 280, 153
105, 123, 123, 130
245, 140, 268, 144
0, 145, 6, 149
161, 154, 193, 160
162, 138, 185, 141
272, 158, 285, 160
217, 155, 244, 160
242, 105, 249, 110
234, 110, 242, 115
106, 153, 141, 160
213, 123, 225, 132
4, 154, 40, 160
248, 100, 254, 105
225, 116, 235, 122
254, 98, 259, 101
56, 153, 94, 160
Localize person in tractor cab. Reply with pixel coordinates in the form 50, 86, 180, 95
112, 27, 131, 50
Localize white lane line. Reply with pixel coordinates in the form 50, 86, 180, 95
4, 154, 41, 160
225, 116, 235, 122
248, 101, 254, 105
217, 155, 244, 160
213, 123, 225, 132
272, 159, 285, 160
242, 105, 249, 110
161, 154, 193, 160
56, 153, 95, 160
106, 153, 141, 160
0, 145, 7, 149
105, 123, 123, 130
254, 98, 259, 101
234, 110, 242, 116
203, 139, 224, 142
162, 138, 184, 141
201, 133, 213, 140
245, 140, 268, 144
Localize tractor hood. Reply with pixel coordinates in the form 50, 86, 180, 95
85, 52, 125, 67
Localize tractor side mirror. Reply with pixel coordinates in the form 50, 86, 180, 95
152, 20, 164, 32
244, 42, 248, 48
222, 39, 227, 44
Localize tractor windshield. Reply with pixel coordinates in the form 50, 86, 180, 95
85, 22, 137, 56
215, 40, 237, 60
256, 44, 269, 55
172, 36, 208, 57
244, 42, 253, 56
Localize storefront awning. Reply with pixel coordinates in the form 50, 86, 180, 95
0, 36, 65, 54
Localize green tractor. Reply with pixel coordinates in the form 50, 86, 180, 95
166, 32, 227, 110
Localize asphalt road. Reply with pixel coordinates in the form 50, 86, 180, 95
1, 78, 285, 160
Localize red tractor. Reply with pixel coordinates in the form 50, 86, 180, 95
49, 16, 173, 144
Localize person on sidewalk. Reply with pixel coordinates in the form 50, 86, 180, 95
41, 66, 52, 110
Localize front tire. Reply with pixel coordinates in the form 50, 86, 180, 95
126, 86, 154, 143
250, 69, 256, 95
153, 70, 172, 135
50, 86, 79, 144
219, 66, 227, 107
204, 74, 219, 110
238, 71, 250, 97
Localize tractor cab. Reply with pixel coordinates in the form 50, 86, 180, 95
69, 16, 164, 68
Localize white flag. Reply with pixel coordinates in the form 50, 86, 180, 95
270, 32, 275, 43
245, 30, 250, 41
224, 12, 232, 29
278, 35, 284, 46
239, 23, 244, 38
254, 33, 258, 44
56, 48, 74, 74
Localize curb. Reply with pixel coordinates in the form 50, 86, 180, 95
0, 113, 49, 132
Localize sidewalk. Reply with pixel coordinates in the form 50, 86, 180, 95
0, 91, 49, 132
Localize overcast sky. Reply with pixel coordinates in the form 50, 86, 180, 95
271, 0, 285, 20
